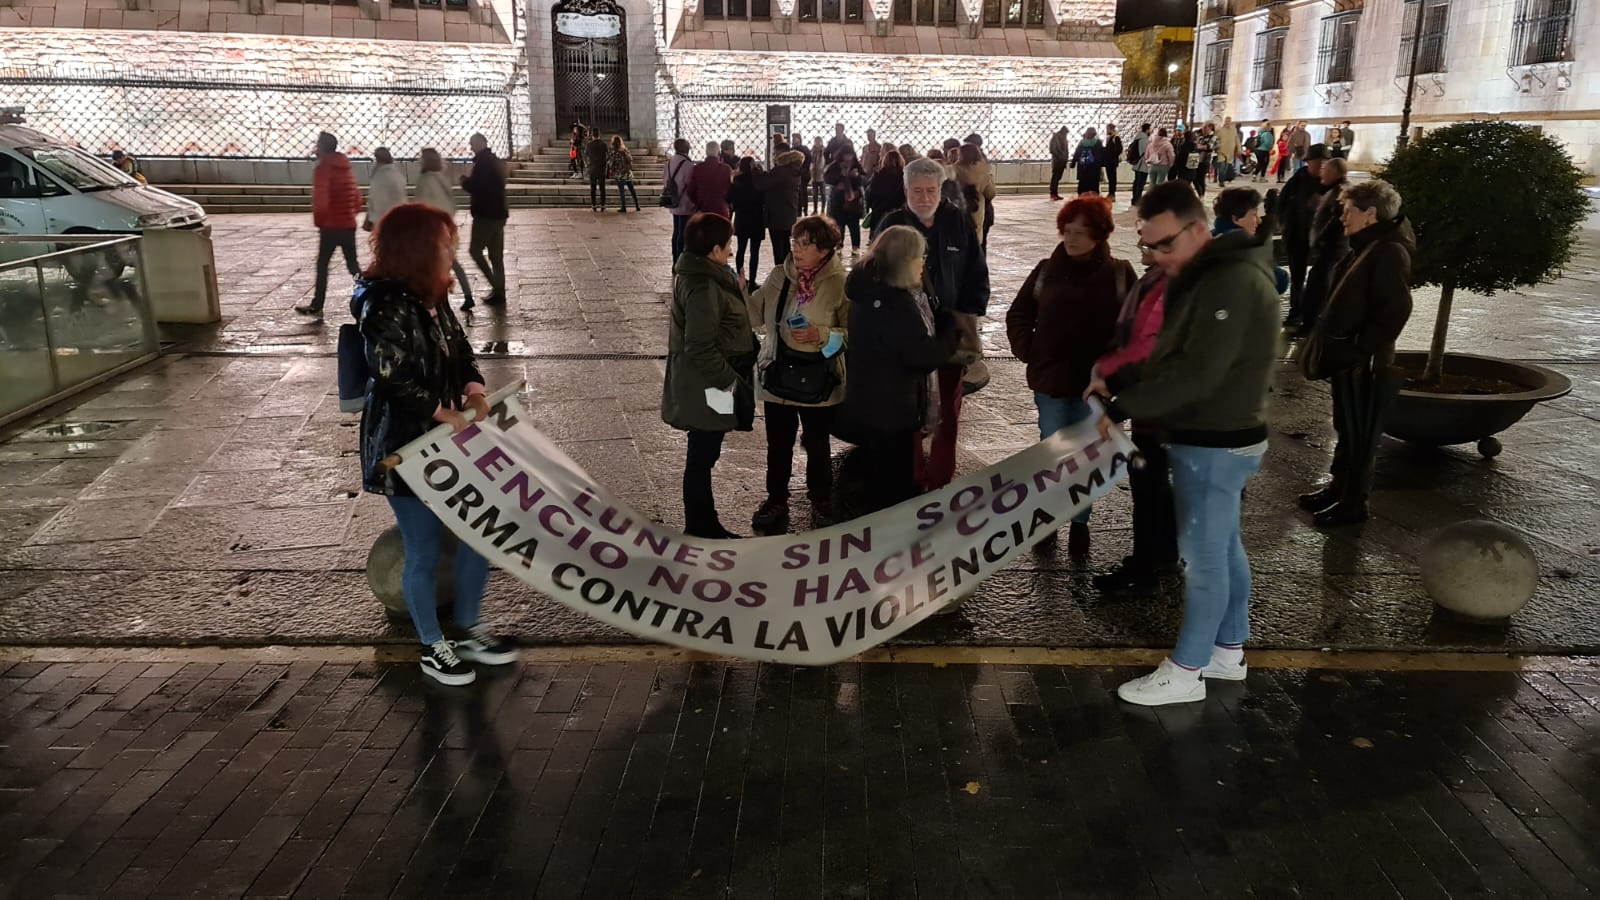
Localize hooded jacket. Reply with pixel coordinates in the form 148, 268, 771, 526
354, 279, 483, 496
1315, 216, 1415, 370
758, 150, 806, 232
1144, 135, 1175, 168
1105, 230, 1281, 446
366, 162, 407, 227
748, 250, 849, 407
662, 252, 758, 433
312, 152, 362, 230
835, 264, 960, 439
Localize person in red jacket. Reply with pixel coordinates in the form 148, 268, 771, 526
685, 141, 732, 219
1005, 195, 1136, 556
296, 131, 363, 316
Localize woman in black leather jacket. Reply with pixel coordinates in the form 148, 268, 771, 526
356, 202, 516, 687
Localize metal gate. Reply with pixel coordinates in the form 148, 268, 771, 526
552, 0, 630, 138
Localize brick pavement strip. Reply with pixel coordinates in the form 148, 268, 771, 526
0, 656, 1596, 898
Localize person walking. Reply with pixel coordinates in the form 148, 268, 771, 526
1190, 125, 1214, 197
866, 149, 907, 222
460, 133, 508, 306
1144, 127, 1174, 187
687, 141, 733, 220
1128, 123, 1153, 206
1299, 180, 1413, 528
355, 202, 516, 685
836, 225, 961, 513
295, 131, 362, 317
1101, 124, 1124, 201
1048, 125, 1072, 202
729, 157, 766, 285
1089, 238, 1181, 599
365, 147, 407, 231
1006, 195, 1136, 557
1072, 128, 1104, 196
586, 129, 610, 211
662, 213, 758, 540
1279, 144, 1333, 330
825, 148, 867, 255
1301, 157, 1352, 329
809, 137, 828, 214
1253, 121, 1275, 182
1271, 130, 1291, 184
666, 138, 697, 261
1086, 181, 1280, 706
747, 215, 849, 534
873, 157, 990, 491
608, 135, 642, 213
759, 148, 805, 267
413, 147, 475, 311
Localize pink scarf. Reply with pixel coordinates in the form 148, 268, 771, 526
794, 253, 831, 307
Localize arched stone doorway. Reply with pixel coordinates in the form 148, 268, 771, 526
552, 0, 630, 138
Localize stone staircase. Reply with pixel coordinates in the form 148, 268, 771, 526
159, 140, 1065, 214
160, 139, 666, 214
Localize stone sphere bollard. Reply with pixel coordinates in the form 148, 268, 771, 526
366, 525, 458, 619
1420, 520, 1539, 621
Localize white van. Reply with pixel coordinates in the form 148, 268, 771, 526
0, 124, 206, 237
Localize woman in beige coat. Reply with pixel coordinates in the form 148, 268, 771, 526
954, 143, 996, 246
745, 215, 850, 534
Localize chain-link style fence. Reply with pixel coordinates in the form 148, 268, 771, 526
670, 91, 1183, 162
0, 72, 514, 160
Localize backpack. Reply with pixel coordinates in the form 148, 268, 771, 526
1076, 145, 1099, 168
1033, 257, 1130, 305
658, 157, 685, 208
1126, 138, 1142, 165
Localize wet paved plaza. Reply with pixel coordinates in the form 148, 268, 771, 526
0, 204, 1597, 653
2, 203, 1600, 897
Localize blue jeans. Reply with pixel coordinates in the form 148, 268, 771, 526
387, 495, 490, 646
1168, 443, 1266, 668
1035, 392, 1094, 525
671, 213, 690, 261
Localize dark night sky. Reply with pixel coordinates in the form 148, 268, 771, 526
1116, 0, 1196, 32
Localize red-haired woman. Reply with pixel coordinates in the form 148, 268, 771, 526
356, 202, 516, 686
1005, 195, 1137, 556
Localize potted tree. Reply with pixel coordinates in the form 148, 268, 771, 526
1376, 120, 1585, 457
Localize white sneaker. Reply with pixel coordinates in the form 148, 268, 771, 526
1200, 651, 1247, 681
454, 625, 518, 666
1117, 659, 1206, 706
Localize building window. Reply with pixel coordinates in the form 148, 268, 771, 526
1511, 0, 1574, 66
894, 0, 958, 25
1252, 26, 1286, 90
1397, 0, 1449, 76
1317, 11, 1360, 84
705, 0, 773, 18
981, 0, 1042, 26
1203, 40, 1231, 96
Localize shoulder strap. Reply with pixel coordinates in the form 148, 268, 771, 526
1031, 258, 1049, 302
1114, 259, 1129, 302
773, 277, 791, 330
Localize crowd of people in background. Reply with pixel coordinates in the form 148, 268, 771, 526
322, 117, 1413, 700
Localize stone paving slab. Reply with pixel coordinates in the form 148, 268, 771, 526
0, 652, 1597, 899
0, 207, 1597, 652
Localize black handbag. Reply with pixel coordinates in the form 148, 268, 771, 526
760, 280, 840, 405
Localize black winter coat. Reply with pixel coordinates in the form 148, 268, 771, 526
825, 161, 865, 220
461, 148, 508, 220
835, 265, 961, 441
872, 202, 991, 316
728, 172, 766, 239
866, 173, 905, 218
758, 151, 805, 232
1099, 136, 1124, 169
355, 279, 483, 496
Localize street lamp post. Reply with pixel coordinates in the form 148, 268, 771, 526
1397, 0, 1428, 153
1167, 61, 1180, 89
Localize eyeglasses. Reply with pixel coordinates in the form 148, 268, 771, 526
1137, 222, 1196, 255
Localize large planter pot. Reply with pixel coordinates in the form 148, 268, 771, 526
1385, 352, 1572, 457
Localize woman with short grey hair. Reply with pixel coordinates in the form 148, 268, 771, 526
1298, 177, 1414, 528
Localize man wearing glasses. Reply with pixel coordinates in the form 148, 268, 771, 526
1085, 181, 1279, 707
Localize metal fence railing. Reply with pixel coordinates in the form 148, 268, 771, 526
0, 72, 515, 160
669, 91, 1182, 163
1509, 0, 1574, 67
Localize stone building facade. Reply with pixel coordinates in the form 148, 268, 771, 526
1192, 0, 1598, 171
0, 0, 1142, 160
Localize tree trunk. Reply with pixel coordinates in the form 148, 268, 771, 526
1423, 277, 1455, 384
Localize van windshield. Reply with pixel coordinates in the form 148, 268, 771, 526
23, 146, 136, 192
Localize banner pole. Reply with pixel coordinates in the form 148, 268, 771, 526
377, 380, 525, 472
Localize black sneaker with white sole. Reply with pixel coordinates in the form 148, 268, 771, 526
454, 626, 518, 666
421, 640, 476, 685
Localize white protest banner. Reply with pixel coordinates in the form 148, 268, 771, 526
394, 386, 1136, 665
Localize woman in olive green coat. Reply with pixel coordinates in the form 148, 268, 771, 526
663, 212, 758, 539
